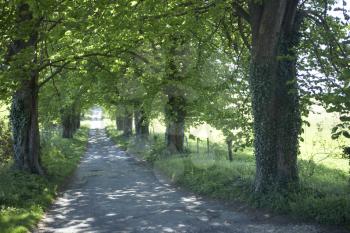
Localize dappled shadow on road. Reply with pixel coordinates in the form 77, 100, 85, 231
37, 128, 345, 233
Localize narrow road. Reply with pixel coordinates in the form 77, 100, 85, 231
37, 127, 346, 233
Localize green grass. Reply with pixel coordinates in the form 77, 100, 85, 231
0, 127, 89, 233
299, 105, 349, 173
105, 119, 350, 227
154, 155, 350, 224
105, 126, 130, 151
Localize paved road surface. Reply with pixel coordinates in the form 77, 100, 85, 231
36, 126, 348, 233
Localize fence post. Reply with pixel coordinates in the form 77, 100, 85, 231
196, 138, 199, 154
207, 137, 210, 156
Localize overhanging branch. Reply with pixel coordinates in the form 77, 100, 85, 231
38, 61, 70, 88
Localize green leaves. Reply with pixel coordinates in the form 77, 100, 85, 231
339, 115, 350, 122
0, 0, 348, 159
342, 131, 350, 138
330, 119, 350, 140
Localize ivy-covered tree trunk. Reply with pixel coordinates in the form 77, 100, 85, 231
134, 108, 149, 139
274, 22, 302, 188
8, 3, 44, 175
249, 0, 302, 192
123, 112, 133, 137
10, 72, 44, 175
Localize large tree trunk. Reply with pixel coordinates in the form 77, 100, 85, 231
61, 111, 74, 139
275, 21, 302, 188
249, 0, 302, 192
116, 116, 124, 131
165, 94, 186, 153
123, 112, 133, 137
164, 35, 187, 153
74, 109, 81, 130
61, 104, 80, 139
134, 107, 149, 139
10, 72, 44, 175
8, 3, 44, 175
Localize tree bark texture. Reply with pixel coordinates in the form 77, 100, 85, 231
134, 108, 149, 139
165, 97, 185, 153
227, 139, 233, 161
9, 3, 44, 175
11, 72, 44, 175
164, 35, 187, 153
61, 106, 80, 139
249, 0, 302, 192
123, 112, 133, 137
116, 116, 124, 131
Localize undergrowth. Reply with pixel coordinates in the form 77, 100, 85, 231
0, 127, 89, 233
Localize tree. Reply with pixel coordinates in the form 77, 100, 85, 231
246, 0, 303, 191
134, 106, 150, 139
1, 0, 120, 174
163, 35, 189, 153
5, 3, 44, 174
227, 0, 349, 192
196, 47, 252, 161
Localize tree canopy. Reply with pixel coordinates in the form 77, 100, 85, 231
0, 0, 349, 191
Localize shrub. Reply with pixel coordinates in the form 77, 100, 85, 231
0, 127, 88, 233
144, 139, 168, 163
